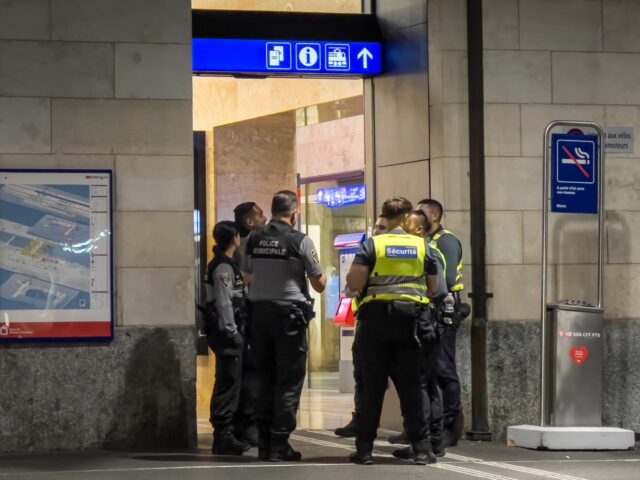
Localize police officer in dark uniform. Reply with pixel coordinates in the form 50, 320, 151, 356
244, 190, 326, 462
346, 197, 440, 465
231, 202, 267, 446
204, 221, 250, 455
334, 215, 387, 438
391, 209, 448, 459
418, 198, 469, 447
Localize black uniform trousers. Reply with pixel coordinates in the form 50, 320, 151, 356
250, 302, 308, 444
422, 338, 444, 449
233, 347, 260, 436
354, 302, 429, 444
437, 324, 463, 439
395, 321, 443, 448
210, 352, 243, 431
351, 320, 363, 414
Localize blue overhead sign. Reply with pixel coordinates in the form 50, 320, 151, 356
316, 185, 366, 208
551, 134, 599, 214
193, 39, 382, 76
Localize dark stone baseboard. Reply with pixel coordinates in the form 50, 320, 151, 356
0, 326, 197, 453
457, 318, 640, 440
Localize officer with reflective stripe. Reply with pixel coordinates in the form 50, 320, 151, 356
390, 209, 448, 459
346, 197, 439, 465
418, 198, 467, 447
244, 190, 326, 462
204, 221, 250, 456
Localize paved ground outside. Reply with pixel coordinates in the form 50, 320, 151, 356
2, 430, 639, 480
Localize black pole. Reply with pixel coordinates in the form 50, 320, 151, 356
466, 0, 493, 442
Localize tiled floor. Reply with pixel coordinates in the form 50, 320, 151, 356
198, 386, 354, 434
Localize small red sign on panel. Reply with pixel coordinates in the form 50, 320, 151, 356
570, 346, 590, 366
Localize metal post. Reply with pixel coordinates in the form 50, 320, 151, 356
540, 120, 605, 426
466, 0, 493, 442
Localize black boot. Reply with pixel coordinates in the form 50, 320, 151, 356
392, 445, 413, 460
442, 430, 459, 448
388, 431, 410, 444
236, 423, 259, 447
349, 440, 374, 465
412, 440, 437, 465
334, 413, 357, 438
432, 442, 446, 457
268, 435, 302, 462
212, 428, 249, 456
258, 427, 270, 460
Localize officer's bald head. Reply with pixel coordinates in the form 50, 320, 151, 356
271, 190, 298, 218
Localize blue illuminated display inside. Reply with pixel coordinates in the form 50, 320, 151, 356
316, 185, 366, 208
193, 39, 382, 76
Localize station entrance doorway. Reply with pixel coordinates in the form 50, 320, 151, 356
190, 0, 385, 436
194, 80, 366, 432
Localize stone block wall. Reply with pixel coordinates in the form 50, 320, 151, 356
482, 0, 640, 322
0, 0, 196, 452
372, 0, 431, 208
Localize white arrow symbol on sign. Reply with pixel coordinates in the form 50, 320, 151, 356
357, 48, 373, 69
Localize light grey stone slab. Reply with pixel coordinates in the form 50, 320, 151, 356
430, 104, 469, 158
484, 50, 551, 104
553, 53, 640, 105
52, 99, 192, 155
603, 0, 640, 53
374, 24, 429, 166
0, 41, 113, 98
520, 0, 603, 51
51, 0, 191, 43
486, 211, 523, 265
484, 104, 521, 157
429, 157, 470, 212
115, 155, 193, 211
115, 44, 191, 100
376, 0, 427, 33
115, 212, 195, 268
0, 154, 115, 170
0, 326, 197, 453
0, 97, 50, 154
487, 265, 543, 321
605, 157, 640, 211
375, 160, 429, 208
117, 267, 194, 327
485, 157, 542, 210
0, 0, 50, 40
483, 0, 518, 50
428, 0, 467, 51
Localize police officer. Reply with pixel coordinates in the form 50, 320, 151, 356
418, 198, 467, 447
233, 201, 267, 265
346, 197, 439, 465
391, 209, 448, 459
204, 221, 249, 455
244, 190, 326, 462
231, 201, 267, 446
334, 215, 387, 438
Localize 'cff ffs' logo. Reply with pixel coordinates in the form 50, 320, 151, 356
386, 246, 418, 258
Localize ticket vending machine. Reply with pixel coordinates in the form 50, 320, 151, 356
333, 233, 365, 393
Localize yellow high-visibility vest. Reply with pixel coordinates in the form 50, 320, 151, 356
361, 233, 430, 305
430, 229, 464, 292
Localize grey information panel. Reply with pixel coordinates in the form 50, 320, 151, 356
545, 303, 603, 427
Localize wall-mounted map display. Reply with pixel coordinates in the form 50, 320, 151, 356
0, 170, 113, 342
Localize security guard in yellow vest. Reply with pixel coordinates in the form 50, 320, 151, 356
418, 198, 466, 447
347, 197, 439, 465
